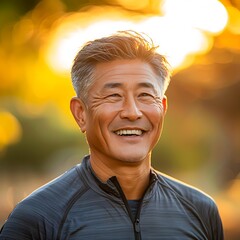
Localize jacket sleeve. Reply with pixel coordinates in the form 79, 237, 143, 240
209, 201, 224, 240
0, 201, 49, 240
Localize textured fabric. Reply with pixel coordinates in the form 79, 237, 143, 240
128, 200, 140, 219
0, 155, 224, 240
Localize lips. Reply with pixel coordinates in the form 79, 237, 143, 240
114, 129, 144, 136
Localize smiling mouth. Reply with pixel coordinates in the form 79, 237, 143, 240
114, 129, 144, 136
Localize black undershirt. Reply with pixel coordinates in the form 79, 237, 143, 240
128, 200, 140, 219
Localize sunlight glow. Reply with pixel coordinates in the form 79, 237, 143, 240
162, 0, 228, 33
44, 1, 228, 73
44, 8, 137, 73
116, 0, 149, 11
45, 16, 137, 73
227, 6, 240, 34
46, 29, 85, 73
139, 17, 212, 68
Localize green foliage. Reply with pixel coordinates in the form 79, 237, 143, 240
0, 105, 88, 172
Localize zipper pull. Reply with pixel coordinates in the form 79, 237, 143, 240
135, 218, 140, 232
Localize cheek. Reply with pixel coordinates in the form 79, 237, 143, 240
87, 105, 119, 131
144, 106, 165, 134
145, 103, 164, 119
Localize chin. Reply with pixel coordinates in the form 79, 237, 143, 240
116, 153, 149, 164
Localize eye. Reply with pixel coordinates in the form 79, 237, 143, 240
139, 92, 154, 98
108, 93, 121, 98
104, 93, 122, 101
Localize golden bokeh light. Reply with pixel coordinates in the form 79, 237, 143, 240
162, 0, 228, 33
45, 18, 136, 73
226, 6, 240, 34
116, 0, 149, 11
44, 7, 138, 73
0, 2, 239, 238
12, 19, 34, 46
0, 111, 22, 151
44, 1, 228, 74
138, 16, 213, 69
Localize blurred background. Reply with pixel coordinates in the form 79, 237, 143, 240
0, 0, 239, 238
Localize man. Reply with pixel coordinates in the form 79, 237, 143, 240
0, 30, 224, 239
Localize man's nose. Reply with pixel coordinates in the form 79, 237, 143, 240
119, 96, 143, 121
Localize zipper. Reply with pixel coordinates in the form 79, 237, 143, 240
110, 176, 142, 240
110, 173, 157, 240
134, 196, 145, 240
134, 218, 141, 240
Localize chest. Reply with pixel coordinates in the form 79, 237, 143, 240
59, 194, 209, 240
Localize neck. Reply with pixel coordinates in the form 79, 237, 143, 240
90, 154, 151, 200
116, 170, 150, 200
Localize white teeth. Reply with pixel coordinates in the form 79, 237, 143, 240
115, 129, 143, 136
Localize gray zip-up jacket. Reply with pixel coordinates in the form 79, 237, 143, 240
0, 155, 224, 239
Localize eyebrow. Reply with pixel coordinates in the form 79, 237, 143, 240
103, 82, 156, 90
103, 82, 122, 89
138, 82, 155, 90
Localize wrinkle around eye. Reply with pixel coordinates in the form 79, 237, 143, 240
138, 93, 161, 104
103, 93, 122, 103
138, 92, 153, 97
89, 94, 122, 109
105, 93, 122, 98
88, 97, 103, 109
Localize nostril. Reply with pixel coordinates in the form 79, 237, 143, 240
120, 107, 143, 120
120, 101, 142, 120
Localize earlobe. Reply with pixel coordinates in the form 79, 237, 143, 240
70, 97, 87, 133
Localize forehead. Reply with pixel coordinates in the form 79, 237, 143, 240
92, 59, 160, 88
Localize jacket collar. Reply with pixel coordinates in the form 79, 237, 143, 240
78, 155, 158, 200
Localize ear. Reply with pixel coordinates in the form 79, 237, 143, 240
162, 95, 168, 115
70, 97, 87, 133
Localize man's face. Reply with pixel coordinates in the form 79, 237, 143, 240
73, 59, 167, 165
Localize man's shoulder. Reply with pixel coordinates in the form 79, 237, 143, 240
153, 170, 224, 239
22, 164, 86, 208
155, 170, 217, 210
0, 163, 87, 238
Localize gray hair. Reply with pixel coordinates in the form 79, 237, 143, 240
71, 30, 171, 102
